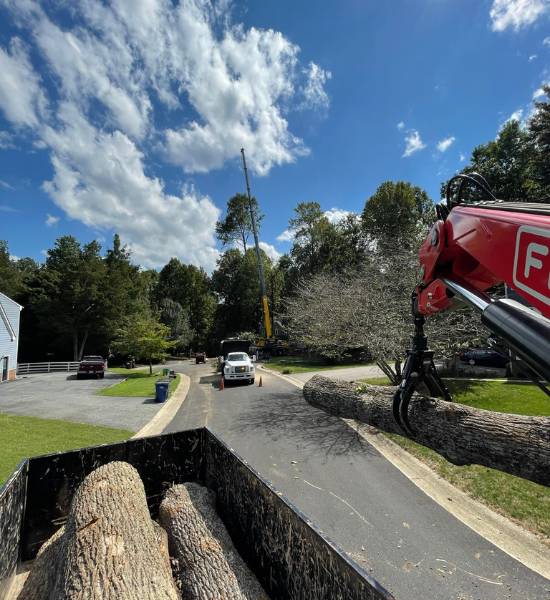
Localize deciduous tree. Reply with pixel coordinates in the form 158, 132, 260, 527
32, 237, 107, 361
113, 313, 174, 374
361, 181, 433, 251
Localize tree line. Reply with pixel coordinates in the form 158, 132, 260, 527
1, 87, 548, 365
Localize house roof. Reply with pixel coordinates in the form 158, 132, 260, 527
0, 292, 22, 342
0, 291, 23, 310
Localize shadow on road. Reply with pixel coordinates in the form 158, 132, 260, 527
200, 374, 221, 389
233, 390, 377, 458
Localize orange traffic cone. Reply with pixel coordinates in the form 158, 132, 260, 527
219, 376, 225, 391
258, 376, 263, 387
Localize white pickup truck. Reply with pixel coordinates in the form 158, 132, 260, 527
223, 351, 255, 385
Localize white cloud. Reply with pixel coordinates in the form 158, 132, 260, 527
259, 241, 281, 262
437, 136, 456, 152
490, 0, 549, 32
0, 0, 328, 269
544, 36, 550, 45
0, 37, 46, 127
276, 228, 296, 243
507, 108, 524, 122
0, 131, 15, 149
324, 207, 351, 224
529, 54, 538, 60
402, 130, 426, 157
41, 105, 221, 269
533, 86, 546, 98
0, 204, 18, 212
397, 121, 405, 130
9, 254, 19, 261
301, 62, 332, 110
0, 179, 14, 190
459, 153, 466, 162
45, 213, 59, 226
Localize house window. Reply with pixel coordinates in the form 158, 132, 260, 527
1, 356, 8, 382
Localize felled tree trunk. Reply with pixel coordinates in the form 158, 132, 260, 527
19, 462, 179, 600
303, 375, 550, 487
159, 483, 268, 600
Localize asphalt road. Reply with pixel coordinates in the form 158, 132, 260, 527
0, 372, 161, 431
166, 361, 550, 600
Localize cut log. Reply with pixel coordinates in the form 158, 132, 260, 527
19, 461, 180, 600
159, 482, 268, 600
17, 526, 65, 600
303, 375, 550, 487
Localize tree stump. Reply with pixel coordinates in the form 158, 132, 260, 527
159, 482, 268, 600
303, 375, 550, 487
19, 461, 179, 600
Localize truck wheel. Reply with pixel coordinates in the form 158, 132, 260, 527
250, 378, 255, 385
100, 373, 105, 379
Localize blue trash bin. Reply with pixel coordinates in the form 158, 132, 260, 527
155, 379, 169, 403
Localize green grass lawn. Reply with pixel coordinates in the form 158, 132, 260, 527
264, 356, 371, 374
361, 377, 550, 540
0, 413, 131, 486
98, 372, 181, 398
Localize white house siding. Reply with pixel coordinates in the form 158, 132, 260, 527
0, 292, 22, 382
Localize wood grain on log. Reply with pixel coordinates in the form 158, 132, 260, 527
159, 482, 269, 600
303, 375, 550, 487
19, 462, 180, 600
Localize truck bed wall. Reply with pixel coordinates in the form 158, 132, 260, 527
0, 428, 393, 600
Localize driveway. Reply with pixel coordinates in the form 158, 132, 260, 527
0, 372, 162, 431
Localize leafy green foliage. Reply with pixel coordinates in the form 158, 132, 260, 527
211, 248, 281, 340
112, 313, 174, 374
153, 258, 215, 350
159, 298, 193, 351
528, 84, 550, 198
443, 87, 550, 201
361, 181, 433, 251
0, 240, 26, 298
215, 193, 263, 253
31, 236, 107, 361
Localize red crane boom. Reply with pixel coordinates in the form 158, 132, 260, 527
393, 173, 550, 435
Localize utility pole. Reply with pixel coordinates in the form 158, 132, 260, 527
241, 148, 272, 339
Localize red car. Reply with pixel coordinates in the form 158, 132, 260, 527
77, 355, 106, 379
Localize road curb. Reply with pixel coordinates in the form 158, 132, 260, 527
132, 373, 190, 439
263, 365, 550, 578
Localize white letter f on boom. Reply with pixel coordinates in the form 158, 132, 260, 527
524, 242, 548, 286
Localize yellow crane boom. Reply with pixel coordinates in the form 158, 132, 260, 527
240, 148, 272, 339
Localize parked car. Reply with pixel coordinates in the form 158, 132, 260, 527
459, 348, 509, 368
195, 352, 206, 364
77, 355, 106, 379
223, 351, 255, 385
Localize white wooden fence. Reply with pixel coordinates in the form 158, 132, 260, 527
17, 361, 80, 375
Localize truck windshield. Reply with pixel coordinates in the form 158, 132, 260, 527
228, 353, 248, 361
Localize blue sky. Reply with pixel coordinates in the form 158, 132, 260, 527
0, 0, 549, 270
